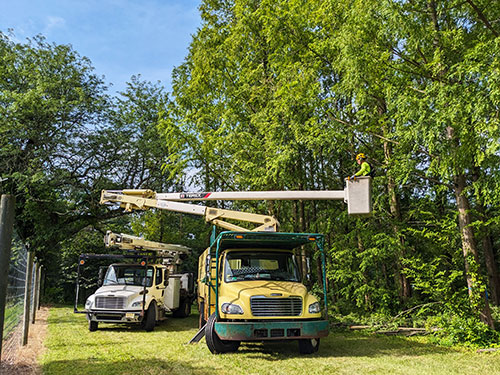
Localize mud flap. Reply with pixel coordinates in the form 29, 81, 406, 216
188, 323, 206, 344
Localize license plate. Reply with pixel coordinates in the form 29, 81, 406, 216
125, 313, 135, 319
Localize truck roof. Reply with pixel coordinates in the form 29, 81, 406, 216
211, 231, 324, 251
108, 263, 164, 267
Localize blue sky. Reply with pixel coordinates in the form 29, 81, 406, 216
0, 0, 201, 94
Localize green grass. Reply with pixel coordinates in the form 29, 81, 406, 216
41, 306, 500, 375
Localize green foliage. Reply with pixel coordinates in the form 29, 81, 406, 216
427, 313, 500, 348
0, 32, 192, 303
161, 0, 500, 346
130, 210, 211, 273
3, 0, 500, 349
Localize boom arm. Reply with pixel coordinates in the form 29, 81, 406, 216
104, 231, 190, 254
104, 231, 191, 266
156, 191, 346, 201
100, 191, 279, 232
100, 178, 371, 232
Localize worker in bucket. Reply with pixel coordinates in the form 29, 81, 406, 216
348, 153, 371, 180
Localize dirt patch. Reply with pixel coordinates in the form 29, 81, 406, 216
0, 306, 49, 375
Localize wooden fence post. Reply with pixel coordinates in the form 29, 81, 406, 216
31, 261, 40, 324
0, 195, 15, 361
22, 251, 34, 346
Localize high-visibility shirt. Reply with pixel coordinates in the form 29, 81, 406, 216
355, 161, 371, 176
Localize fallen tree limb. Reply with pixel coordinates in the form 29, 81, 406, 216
477, 348, 500, 353
348, 325, 440, 336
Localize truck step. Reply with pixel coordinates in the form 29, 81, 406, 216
188, 324, 206, 344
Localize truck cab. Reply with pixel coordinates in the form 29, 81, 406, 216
197, 231, 329, 354
83, 261, 194, 331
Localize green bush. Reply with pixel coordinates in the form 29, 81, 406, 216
427, 313, 500, 348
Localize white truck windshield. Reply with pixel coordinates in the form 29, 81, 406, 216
103, 265, 154, 287
224, 251, 300, 282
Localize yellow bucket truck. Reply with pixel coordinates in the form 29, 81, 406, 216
99, 178, 371, 353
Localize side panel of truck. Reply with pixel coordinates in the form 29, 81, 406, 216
165, 276, 180, 309
197, 248, 216, 321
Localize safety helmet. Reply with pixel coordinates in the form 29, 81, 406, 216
356, 153, 366, 161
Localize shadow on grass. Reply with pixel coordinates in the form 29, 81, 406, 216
52, 305, 199, 333
84, 315, 199, 333
42, 358, 217, 375
237, 331, 459, 361
52, 306, 458, 362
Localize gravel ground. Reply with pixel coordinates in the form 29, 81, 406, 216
0, 306, 49, 375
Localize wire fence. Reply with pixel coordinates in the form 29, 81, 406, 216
1, 229, 38, 362
2, 231, 33, 341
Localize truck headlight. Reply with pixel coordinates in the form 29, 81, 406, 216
221, 303, 244, 315
132, 301, 143, 308
85, 299, 92, 309
308, 302, 320, 313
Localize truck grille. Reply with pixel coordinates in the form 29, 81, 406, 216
250, 296, 302, 316
95, 296, 126, 309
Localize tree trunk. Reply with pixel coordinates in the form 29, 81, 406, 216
299, 194, 308, 283
472, 168, 500, 306
454, 173, 494, 328
357, 234, 372, 310
381, 107, 411, 300
483, 235, 500, 306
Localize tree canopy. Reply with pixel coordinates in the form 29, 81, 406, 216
1, 0, 500, 346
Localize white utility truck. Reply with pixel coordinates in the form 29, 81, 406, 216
74, 231, 195, 331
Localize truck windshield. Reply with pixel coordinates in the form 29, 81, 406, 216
224, 251, 300, 283
103, 265, 154, 287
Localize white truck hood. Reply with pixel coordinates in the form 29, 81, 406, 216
93, 285, 145, 298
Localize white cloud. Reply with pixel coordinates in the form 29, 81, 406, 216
44, 16, 66, 33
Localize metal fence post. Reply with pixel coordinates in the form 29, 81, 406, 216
31, 261, 40, 324
22, 250, 34, 346
0, 195, 15, 362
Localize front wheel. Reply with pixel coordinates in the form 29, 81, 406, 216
298, 338, 320, 354
143, 303, 157, 332
205, 313, 240, 354
88, 320, 98, 332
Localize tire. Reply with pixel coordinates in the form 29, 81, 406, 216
298, 338, 320, 354
172, 298, 191, 318
89, 320, 98, 332
205, 313, 240, 354
143, 302, 157, 332
198, 301, 206, 329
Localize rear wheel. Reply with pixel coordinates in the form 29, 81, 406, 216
172, 297, 191, 318
298, 338, 320, 354
143, 303, 157, 332
205, 313, 240, 354
88, 320, 98, 332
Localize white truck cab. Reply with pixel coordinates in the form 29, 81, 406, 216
75, 233, 194, 331
81, 261, 194, 331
